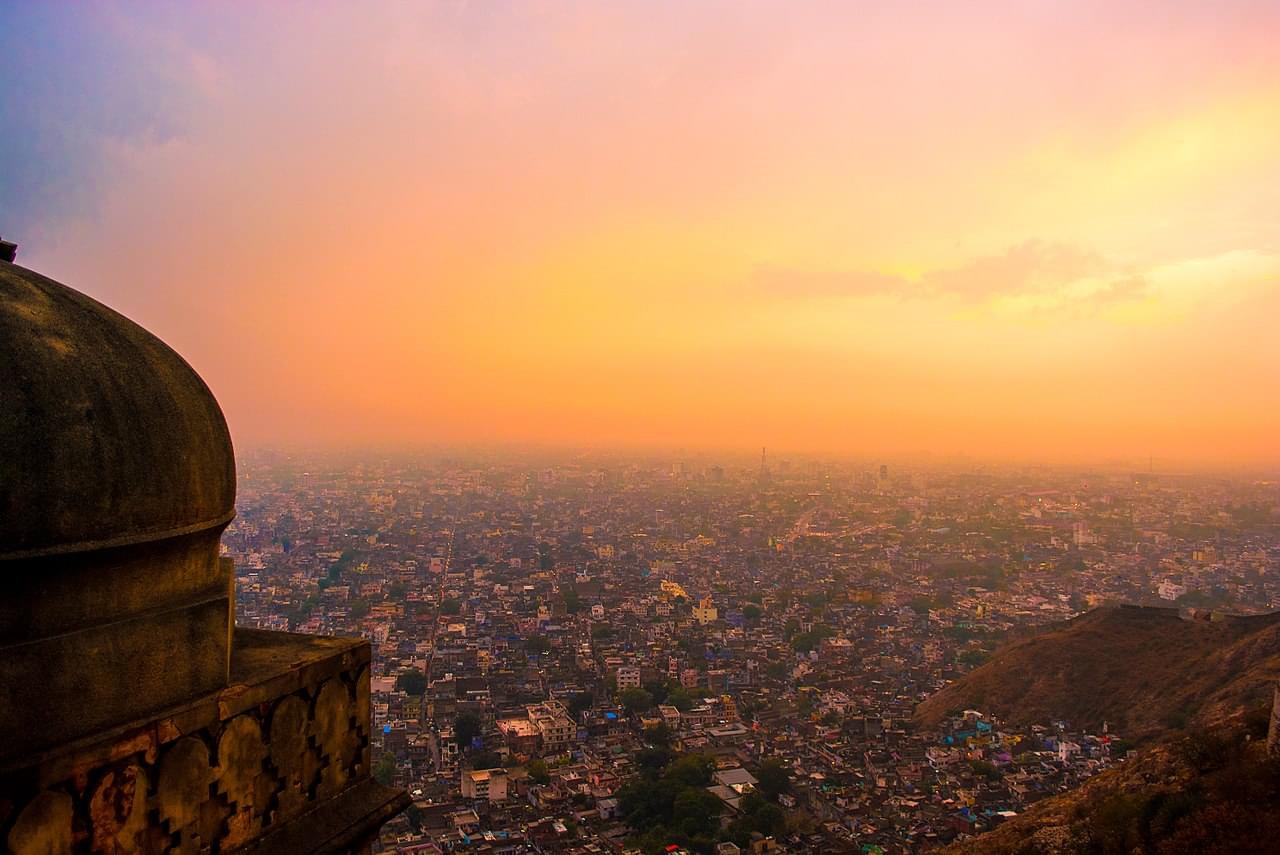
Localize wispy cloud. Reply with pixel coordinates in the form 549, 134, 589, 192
751, 240, 1146, 310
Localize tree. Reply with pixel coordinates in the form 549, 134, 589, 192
569, 691, 595, 717
635, 745, 674, 774
395, 668, 427, 696
372, 752, 396, 787
440, 598, 462, 615
643, 680, 670, 706
527, 759, 551, 785
525, 635, 552, 654
743, 604, 762, 622
666, 687, 694, 712
454, 711, 481, 748
665, 753, 715, 788
349, 598, 371, 618
733, 792, 787, 841
672, 787, 721, 839
470, 750, 503, 769
791, 624, 835, 652
644, 722, 672, 747
620, 687, 654, 715
563, 588, 583, 613
739, 802, 786, 844
756, 759, 791, 801
618, 751, 720, 852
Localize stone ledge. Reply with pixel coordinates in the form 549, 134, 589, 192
2, 628, 368, 785
233, 777, 410, 855
0, 629, 401, 854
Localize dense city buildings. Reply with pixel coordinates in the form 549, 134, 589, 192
223, 451, 1280, 853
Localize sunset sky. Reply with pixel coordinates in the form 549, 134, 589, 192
3, 2, 1278, 465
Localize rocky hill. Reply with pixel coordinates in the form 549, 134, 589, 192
916, 606, 1280, 741
939, 722, 1280, 855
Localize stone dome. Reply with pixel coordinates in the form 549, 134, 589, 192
0, 259, 235, 560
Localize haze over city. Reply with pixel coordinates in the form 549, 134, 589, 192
3, 1, 1279, 465
7, 5, 1280, 853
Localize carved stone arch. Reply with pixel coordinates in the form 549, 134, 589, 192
154, 736, 212, 834
215, 714, 268, 847
268, 693, 314, 816
312, 678, 357, 797
354, 664, 373, 775
6, 790, 74, 855
88, 762, 148, 853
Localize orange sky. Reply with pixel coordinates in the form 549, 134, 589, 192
7, 2, 1280, 465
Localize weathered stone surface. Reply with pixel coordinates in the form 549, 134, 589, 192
0, 260, 234, 561
0, 587, 231, 760
0, 630, 395, 854
235, 778, 409, 855
0, 258, 405, 852
314, 679, 358, 799
215, 716, 267, 847
6, 791, 72, 855
354, 665, 372, 776
155, 739, 211, 833
267, 695, 311, 817
87, 764, 146, 854
0, 260, 237, 760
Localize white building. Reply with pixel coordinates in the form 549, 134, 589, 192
616, 666, 642, 690
461, 768, 508, 802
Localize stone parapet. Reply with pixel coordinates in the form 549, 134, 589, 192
0, 629, 409, 854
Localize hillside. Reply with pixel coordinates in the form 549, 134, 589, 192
916, 606, 1280, 741
940, 723, 1280, 855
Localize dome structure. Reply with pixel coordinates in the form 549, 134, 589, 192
0, 258, 237, 757
0, 254, 407, 852
0, 260, 235, 560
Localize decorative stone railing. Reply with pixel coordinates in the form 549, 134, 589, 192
0, 629, 407, 854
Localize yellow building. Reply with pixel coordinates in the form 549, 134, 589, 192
660, 579, 689, 600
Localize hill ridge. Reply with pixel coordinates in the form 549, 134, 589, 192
915, 605, 1280, 741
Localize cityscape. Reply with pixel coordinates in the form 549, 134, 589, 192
4, 2, 1279, 853
224, 451, 1280, 853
